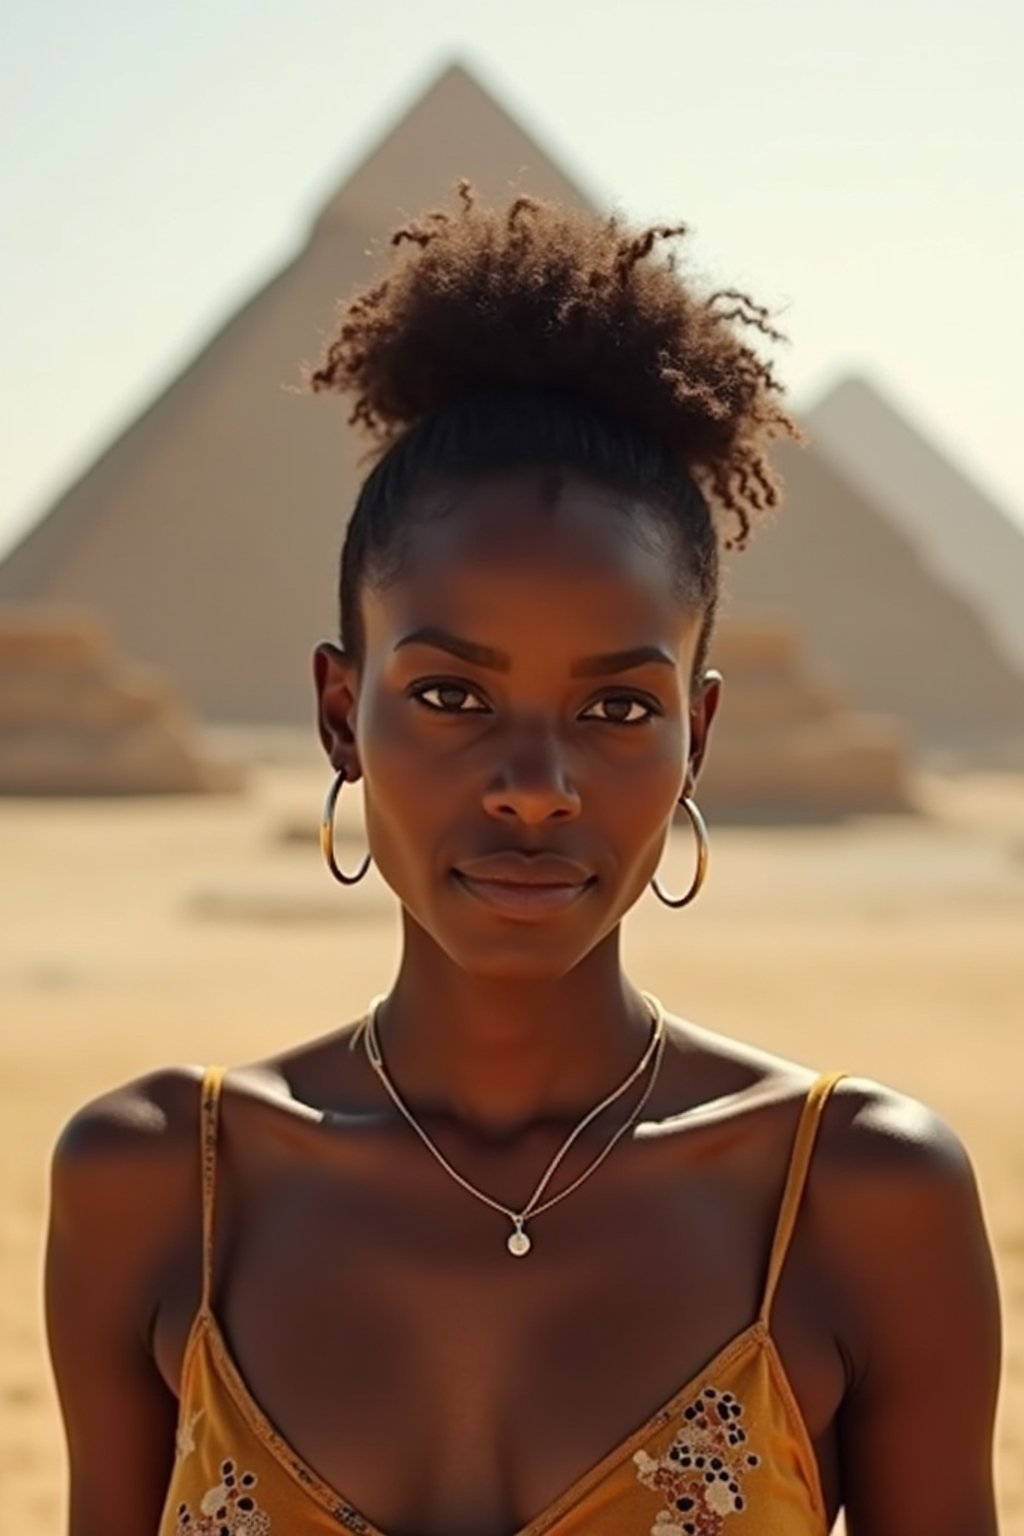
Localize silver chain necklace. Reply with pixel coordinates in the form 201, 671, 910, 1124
361, 992, 667, 1257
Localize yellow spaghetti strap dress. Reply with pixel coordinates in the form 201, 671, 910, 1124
159, 1055, 846, 1535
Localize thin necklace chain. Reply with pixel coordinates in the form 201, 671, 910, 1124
361, 992, 667, 1254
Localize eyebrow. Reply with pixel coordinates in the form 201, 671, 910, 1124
393, 626, 676, 677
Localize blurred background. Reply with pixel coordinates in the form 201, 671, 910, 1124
2, 2, 1022, 1529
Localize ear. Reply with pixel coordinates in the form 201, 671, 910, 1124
686, 668, 723, 793
312, 641, 363, 783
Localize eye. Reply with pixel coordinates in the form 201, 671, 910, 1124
582, 694, 659, 726
410, 680, 490, 714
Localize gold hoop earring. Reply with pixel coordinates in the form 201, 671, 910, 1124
650, 794, 709, 908
320, 769, 372, 886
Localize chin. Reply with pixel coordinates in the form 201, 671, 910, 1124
437, 937, 596, 982
395, 876, 624, 979
433, 901, 624, 979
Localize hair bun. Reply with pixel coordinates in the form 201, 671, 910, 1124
309, 181, 800, 548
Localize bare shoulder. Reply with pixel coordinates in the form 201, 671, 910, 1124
45, 1067, 224, 1534
809, 1082, 1001, 1530
46, 1065, 218, 1386
814, 1072, 979, 1191
49, 1065, 211, 1245
666, 1011, 976, 1193
53, 1064, 206, 1174
797, 1070, 984, 1249
809, 1075, 996, 1371
659, 1014, 981, 1222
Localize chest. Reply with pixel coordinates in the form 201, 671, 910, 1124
155, 1121, 845, 1535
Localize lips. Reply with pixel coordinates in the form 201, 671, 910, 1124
451, 851, 596, 921
453, 851, 593, 887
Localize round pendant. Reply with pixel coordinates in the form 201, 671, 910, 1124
507, 1227, 532, 1257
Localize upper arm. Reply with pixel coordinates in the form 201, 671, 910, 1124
822, 1080, 1003, 1536
44, 1069, 201, 1536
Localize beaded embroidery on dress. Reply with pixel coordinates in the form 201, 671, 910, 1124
633, 1382, 762, 1533
171, 1455, 272, 1535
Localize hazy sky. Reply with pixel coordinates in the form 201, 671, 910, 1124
3, 0, 1022, 558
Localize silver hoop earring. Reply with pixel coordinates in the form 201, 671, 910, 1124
650, 794, 709, 908
320, 769, 372, 886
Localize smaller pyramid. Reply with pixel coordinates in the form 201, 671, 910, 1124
698, 623, 915, 821
0, 606, 245, 794
723, 436, 1024, 760
808, 377, 1024, 673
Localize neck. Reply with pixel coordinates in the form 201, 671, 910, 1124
368, 924, 656, 1141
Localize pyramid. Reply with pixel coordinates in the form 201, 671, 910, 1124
0, 61, 1020, 771
807, 376, 1024, 674
0, 607, 244, 794
697, 623, 913, 821
721, 439, 1024, 760
0, 64, 587, 729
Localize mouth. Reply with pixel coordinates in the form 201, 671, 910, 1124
451, 870, 596, 920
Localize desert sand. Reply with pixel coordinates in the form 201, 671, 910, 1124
2, 748, 1023, 1531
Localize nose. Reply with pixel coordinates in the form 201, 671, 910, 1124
481, 725, 582, 825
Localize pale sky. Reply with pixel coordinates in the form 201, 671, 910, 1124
2, 0, 1022, 560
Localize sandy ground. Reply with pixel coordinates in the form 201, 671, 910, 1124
2, 754, 1023, 1532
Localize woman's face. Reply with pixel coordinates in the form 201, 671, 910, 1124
314, 471, 720, 979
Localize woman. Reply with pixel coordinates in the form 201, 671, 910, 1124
45, 186, 1002, 1536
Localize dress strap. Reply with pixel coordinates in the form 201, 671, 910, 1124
198, 1065, 227, 1315
758, 1070, 847, 1328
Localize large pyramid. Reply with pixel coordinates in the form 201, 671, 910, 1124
0, 65, 586, 729
1, 61, 1022, 762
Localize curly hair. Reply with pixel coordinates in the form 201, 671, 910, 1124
309, 181, 801, 679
